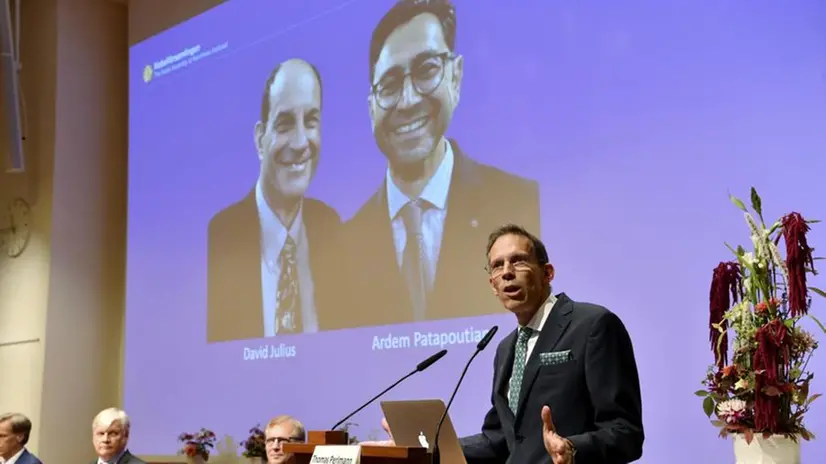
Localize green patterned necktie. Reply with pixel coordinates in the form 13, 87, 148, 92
508, 327, 533, 413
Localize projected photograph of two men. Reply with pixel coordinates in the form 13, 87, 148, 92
125, 0, 825, 460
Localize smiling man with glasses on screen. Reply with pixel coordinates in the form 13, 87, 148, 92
339, 0, 541, 330
264, 416, 305, 464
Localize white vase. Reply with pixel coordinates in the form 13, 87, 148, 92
246, 458, 265, 464
733, 434, 800, 464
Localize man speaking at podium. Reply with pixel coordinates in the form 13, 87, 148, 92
370, 224, 644, 463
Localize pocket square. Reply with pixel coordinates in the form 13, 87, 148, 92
539, 350, 573, 366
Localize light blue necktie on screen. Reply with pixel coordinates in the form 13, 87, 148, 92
508, 327, 533, 413
400, 199, 429, 321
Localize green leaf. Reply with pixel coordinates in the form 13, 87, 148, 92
729, 193, 748, 212
809, 314, 826, 334
784, 319, 795, 329
809, 287, 826, 298
694, 389, 709, 397
736, 245, 746, 257
806, 393, 822, 407
807, 219, 821, 224
750, 187, 763, 220
703, 396, 715, 418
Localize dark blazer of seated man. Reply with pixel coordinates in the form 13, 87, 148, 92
336, 0, 539, 330
207, 58, 343, 343
0, 413, 43, 464
460, 225, 644, 464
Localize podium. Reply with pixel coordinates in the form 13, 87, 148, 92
284, 430, 430, 464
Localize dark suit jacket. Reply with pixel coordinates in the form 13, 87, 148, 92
460, 294, 644, 464
88, 450, 146, 464
337, 140, 540, 329
207, 191, 343, 342
17, 449, 43, 464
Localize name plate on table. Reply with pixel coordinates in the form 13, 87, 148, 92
310, 445, 361, 464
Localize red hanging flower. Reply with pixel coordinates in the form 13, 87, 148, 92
782, 212, 814, 316
709, 261, 741, 368
752, 319, 791, 432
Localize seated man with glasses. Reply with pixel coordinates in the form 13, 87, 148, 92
340, 0, 541, 330
264, 415, 305, 464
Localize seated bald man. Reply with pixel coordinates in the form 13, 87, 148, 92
90, 408, 146, 464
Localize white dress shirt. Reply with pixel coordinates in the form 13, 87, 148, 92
256, 180, 318, 336
505, 292, 558, 400
97, 449, 125, 464
386, 140, 455, 287
2, 448, 24, 464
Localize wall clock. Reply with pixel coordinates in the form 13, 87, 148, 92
2, 197, 31, 258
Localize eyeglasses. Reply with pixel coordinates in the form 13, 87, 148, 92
266, 436, 302, 447
485, 254, 538, 278
371, 52, 454, 110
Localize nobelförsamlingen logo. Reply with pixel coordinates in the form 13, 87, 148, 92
142, 65, 153, 83
142, 42, 229, 83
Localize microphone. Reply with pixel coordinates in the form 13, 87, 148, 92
331, 349, 448, 432
431, 326, 498, 464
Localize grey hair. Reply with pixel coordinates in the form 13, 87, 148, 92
266, 415, 306, 441
0, 412, 32, 445
92, 408, 131, 432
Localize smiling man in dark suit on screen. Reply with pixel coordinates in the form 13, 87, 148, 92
341, 0, 540, 329
207, 58, 341, 343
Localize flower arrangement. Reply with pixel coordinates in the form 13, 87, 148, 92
178, 428, 217, 461
696, 187, 825, 444
240, 424, 266, 458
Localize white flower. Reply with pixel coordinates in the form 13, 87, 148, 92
717, 399, 748, 424
744, 212, 761, 237
718, 399, 747, 415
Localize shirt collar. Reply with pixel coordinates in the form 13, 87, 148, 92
255, 180, 304, 252
98, 449, 127, 464
522, 292, 558, 333
386, 139, 455, 220
4, 447, 25, 464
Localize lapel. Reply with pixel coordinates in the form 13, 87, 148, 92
429, 140, 484, 303
514, 294, 574, 424
494, 330, 518, 422
117, 450, 132, 464
370, 183, 412, 314
238, 190, 265, 331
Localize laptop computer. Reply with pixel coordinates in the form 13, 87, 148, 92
380, 399, 467, 464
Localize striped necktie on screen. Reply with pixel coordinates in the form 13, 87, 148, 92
276, 236, 302, 333
508, 327, 533, 413
400, 199, 429, 321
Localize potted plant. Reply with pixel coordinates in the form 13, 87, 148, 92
696, 188, 825, 463
178, 428, 218, 463
240, 424, 267, 464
